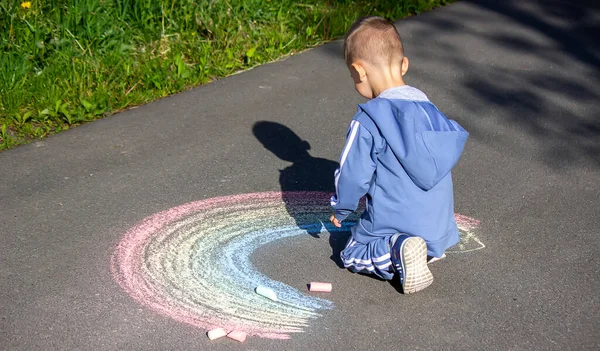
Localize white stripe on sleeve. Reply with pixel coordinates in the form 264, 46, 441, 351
332, 120, 361, 203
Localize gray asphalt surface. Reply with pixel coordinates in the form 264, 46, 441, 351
1, 0, 599, 350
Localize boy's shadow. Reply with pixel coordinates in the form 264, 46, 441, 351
252, 121, 349, 268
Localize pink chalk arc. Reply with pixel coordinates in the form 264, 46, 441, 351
111, 192, 337, 340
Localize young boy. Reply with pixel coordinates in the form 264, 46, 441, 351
329, 17, 469, 294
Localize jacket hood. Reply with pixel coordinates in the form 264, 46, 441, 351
359, 98, 469, 190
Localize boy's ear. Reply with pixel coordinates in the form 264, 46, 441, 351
351, 63, 367, 81
401, 57, 409, 76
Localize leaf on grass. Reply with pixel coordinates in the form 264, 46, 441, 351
23, 111, 33, 123
80, 99, 93, 112
180, 70, 191, 79
120, 44, 134, 53
246, 46, 257, 58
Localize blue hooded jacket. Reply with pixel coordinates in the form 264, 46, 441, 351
331, 88, 469, 257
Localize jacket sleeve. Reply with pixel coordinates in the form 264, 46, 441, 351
330, 120, 376, 221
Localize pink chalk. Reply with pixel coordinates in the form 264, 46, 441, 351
309, 282, 332, 292
227, 330, 247, 343
207, 328, 227, 340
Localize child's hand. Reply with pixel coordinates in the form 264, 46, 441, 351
330, 214, 342, 228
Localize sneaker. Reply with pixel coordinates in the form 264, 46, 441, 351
390, 233, 434, 294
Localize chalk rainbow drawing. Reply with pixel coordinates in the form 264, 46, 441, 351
111, 191, 483, 339
450, 214, 485, 253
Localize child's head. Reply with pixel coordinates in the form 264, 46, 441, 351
343, 16, 409, 99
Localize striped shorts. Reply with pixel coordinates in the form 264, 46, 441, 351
340, 235, 395, 280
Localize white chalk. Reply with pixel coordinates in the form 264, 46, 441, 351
227, 330, 247, 342
207, 328, 227, 340
309, 282, 332, 292
255, 285, 278, 301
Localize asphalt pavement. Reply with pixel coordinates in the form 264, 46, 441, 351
1, 0, 599, 350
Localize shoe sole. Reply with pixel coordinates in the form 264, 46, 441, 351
401, 237, 434, 294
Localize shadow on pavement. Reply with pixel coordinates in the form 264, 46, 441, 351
319, 0, 600, 169
252, 121, 351, 268
459, 0, 600, 169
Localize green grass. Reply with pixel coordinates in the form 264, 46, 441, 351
0, 0, 454, 150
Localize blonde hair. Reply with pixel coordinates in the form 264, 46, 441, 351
343, 16, 404, 67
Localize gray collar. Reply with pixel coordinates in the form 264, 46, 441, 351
378, 85, 430, 102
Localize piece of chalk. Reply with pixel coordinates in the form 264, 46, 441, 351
207, 328, 227, 340
227, 330, 247, 343
309, 282, 332, 292
255, 286, 278, 301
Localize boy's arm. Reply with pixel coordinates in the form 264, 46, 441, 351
330, 120, 376, 222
